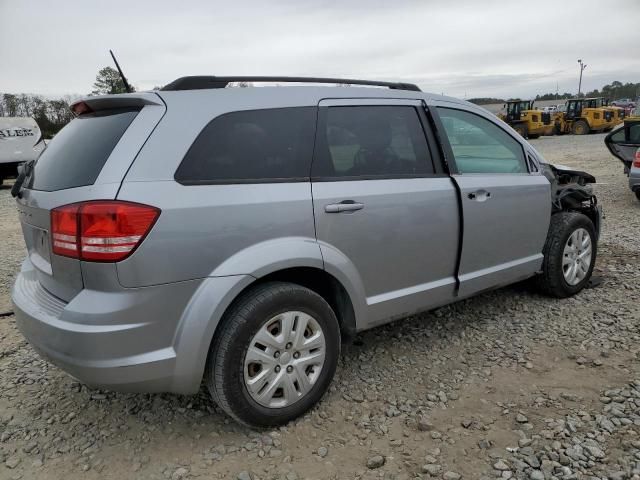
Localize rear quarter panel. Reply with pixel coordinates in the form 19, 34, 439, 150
116, 89, 323, 287
115, 182, 318, 287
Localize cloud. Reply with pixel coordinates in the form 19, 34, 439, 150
1, 0, 638, 99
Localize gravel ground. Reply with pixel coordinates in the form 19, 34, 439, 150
0, 132, 638, 480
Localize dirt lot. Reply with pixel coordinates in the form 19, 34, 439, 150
0, 133, 639, 480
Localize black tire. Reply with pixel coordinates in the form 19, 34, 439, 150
635, 190, 640, 202
206, 281, 341, 428
528, 133, 541, 139
513, 123, 528, 138
572, 120, 590, 135
537, 212, 597, 298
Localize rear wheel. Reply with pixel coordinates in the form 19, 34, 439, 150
572, 120, 590, 135
513, 123, 528, 138
206, 282, 340, 428
635, 190, 640, 201
528, 133, 540, 139
537, 212, 597, 298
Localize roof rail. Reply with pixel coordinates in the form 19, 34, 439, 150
161, 76, 421, 92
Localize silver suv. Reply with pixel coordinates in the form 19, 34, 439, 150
11, 76, 602, 427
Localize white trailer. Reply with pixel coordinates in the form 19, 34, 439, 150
0, 117, 45, 184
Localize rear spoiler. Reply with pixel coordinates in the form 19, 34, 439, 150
70, 92, 164, 115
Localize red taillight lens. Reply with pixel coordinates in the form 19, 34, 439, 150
634, 149, 640, 169
51, 204, 80, 257
51, 201, 160, 262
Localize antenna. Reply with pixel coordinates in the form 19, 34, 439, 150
109, 49, 132, 93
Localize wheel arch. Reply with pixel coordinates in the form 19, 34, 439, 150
170, 250, 362, 394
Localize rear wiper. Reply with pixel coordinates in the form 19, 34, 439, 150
11, 160, 34, 199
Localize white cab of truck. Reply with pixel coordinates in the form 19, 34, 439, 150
0, 117, 45, 184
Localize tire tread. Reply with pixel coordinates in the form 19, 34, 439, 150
536, 212, 596, 298
205, 281, 340, 427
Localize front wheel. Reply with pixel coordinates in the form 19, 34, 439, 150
513, 123, 528, 138
206, 282, 340, 428
572, 120, 590, 135
536, 212, 597, 298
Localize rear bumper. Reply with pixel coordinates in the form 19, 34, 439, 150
11, 258, 205, 393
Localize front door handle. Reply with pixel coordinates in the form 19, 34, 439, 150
325, 201, 365, 213
467, 190, 491, 201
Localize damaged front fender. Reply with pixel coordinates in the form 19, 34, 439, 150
541, 163, 603, 239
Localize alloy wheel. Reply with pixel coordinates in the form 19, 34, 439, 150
562, 227, 592, 285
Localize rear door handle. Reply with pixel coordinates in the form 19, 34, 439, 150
324, 201, 364, 213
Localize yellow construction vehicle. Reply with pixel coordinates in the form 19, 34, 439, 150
553, 98, 610, 135
497, 100, 554, 138
582, 97, 623, 130
602, 98, 626, 128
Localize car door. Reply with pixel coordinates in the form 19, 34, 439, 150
433, 104, 551, 297
311, 99, 460, 328
605, 121, 640, 171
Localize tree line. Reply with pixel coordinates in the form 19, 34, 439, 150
0, 93, 76, 139
0, 66, 134, 138
470, 81, 640, 105
3, 71, 639, 137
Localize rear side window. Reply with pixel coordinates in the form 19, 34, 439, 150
436, 107, 527, 174
29, 108, 139, 191
609, 127, 625, 143
313, 106, 433, 178
175, 107, 317, 184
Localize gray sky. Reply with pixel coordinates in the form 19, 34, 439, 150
1, 0, 639, 99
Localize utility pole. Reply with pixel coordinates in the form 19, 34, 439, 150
577, 59, 587, 96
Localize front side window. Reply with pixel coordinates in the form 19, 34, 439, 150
175, 107, 316, 184
436, 108, 528, 174
313, 106, 433, 178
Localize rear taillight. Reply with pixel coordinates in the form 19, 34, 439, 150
51, 201, 160, 262
634, 149, 640, 169
51, 204, 80, 257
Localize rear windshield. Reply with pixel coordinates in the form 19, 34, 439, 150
28, 108, 139, 191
